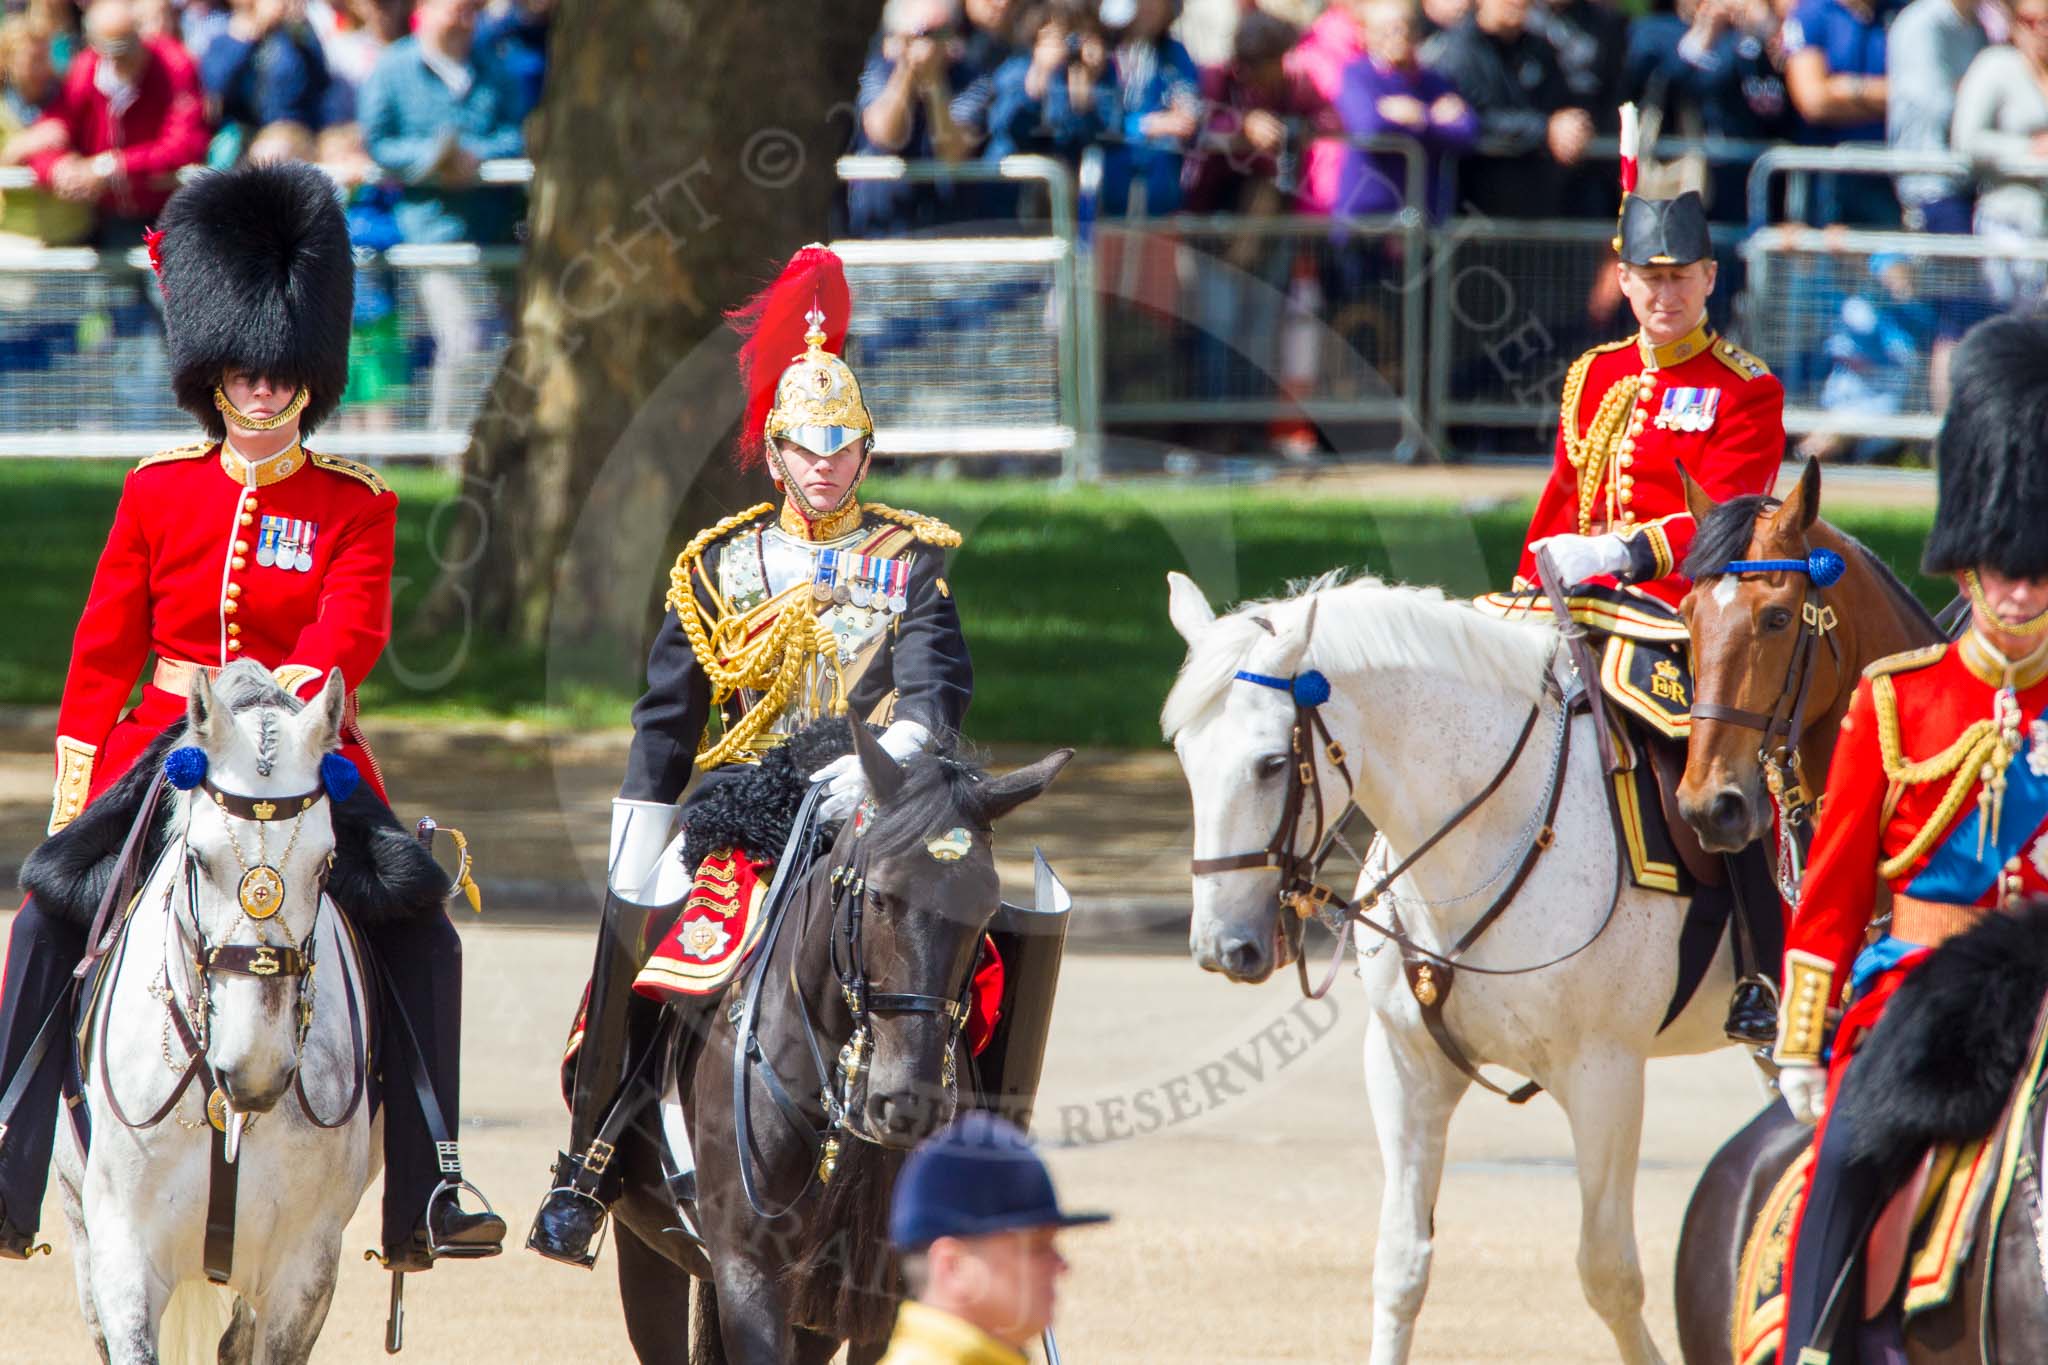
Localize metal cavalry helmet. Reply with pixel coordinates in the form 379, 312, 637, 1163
729, 242, 876, 467
1922, 312, 2048, 580
150, 161, 354, 438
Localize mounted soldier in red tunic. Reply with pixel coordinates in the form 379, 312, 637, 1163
1478, 108, 1789, 1045
0, 163, 502, 1270
1774, 314, 2048, 1363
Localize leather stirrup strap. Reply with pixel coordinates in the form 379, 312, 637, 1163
0, 987, 78, 1146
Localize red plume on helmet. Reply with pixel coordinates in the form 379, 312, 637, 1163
727, 244, 851, 469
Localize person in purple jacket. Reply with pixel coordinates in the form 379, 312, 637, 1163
1334, 0, 1478, 222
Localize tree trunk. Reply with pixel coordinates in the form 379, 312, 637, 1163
420, 0, 887, 677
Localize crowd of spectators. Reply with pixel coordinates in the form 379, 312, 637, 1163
0, 0, 546, 249
845, 0, 2048, 235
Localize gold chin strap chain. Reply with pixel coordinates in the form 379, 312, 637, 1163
214, 384, 310, 432
1965, 570, 2048, 639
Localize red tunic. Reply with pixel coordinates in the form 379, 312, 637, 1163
1514, 320, 1786, 609
1778, 635, 2048, 1067
49, 441, 396, 831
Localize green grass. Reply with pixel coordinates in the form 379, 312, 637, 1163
0, 462, 1944, 748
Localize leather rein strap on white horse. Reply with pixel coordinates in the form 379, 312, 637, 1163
1189, 662, 1630, 1103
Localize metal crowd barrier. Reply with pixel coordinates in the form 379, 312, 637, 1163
834, 154, 1093, 479
0, 242, 518, 459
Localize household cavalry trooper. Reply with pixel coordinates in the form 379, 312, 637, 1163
1775, 314, 2048, 1363
528, 243, 974, 1267
0, 162, 503, 1268
1475, 104, 1787, 1043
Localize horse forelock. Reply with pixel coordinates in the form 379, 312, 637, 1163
1161, 573, 1554, 740
1680, 494, 1781, 580
862, 750, 995, 860
205, 660, 308, 782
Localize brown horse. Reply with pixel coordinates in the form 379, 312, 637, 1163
1675, 458, 1944, 866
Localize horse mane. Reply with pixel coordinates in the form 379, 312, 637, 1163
782, 1138, 908, 1343
1161, 571, 1556, 739
1680, 495, 1941, 641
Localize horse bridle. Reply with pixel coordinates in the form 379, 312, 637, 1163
1688, 546, 1847, 899
732, 786, 980, 1221
101, 777, 360, 1135
1185, 658, 1613, 997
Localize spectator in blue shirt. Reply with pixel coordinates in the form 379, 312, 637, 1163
987, 0, 1118, 165
201, 0, 335, 140
848, 0, 1015, 235
1781, 0, 1898, 222
359, 0, 526, 244
473, 0, 549, 120
1096, 0, 1200, 217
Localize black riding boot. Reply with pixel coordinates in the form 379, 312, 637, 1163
0, 897, 86, 1260
360, 908, 505, 1270
1724, 846, 1785, 1045
528, 887, 675, 1268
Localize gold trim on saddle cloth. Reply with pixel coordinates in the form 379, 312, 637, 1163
1609, 767, 1682, 894
1733, 1143, 1813, 1365
1599, 635, 1692, 741
633, 849, 772, 997
1475, 590, 1692, 644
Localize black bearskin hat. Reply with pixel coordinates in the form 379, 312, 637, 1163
1923, 313, 2048, 579
154, 162, 353, 438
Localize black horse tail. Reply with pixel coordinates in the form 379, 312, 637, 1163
783, 1139, 907, 1345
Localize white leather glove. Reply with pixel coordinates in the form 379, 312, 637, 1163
608, 798, 680, 898
1778, 1062, 1828, 1125
811, 720, 932, 822
1530, 531, 1632, 588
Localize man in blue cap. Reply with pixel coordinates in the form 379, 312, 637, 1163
883, 1111, 1110, 1364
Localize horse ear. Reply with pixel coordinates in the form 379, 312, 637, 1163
305, 668, 346, 754
187, 667, 222, 746
1778, 457, 1822, 532
848, 716, 905, 806
977, 748, 1075, 825
1167, 572, 1215, 644
1678, 462, 1718, 528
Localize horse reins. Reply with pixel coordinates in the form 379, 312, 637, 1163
1188, 654, 1633, 1102
731, 785, 979, 1220
1688, 547, 1847, 901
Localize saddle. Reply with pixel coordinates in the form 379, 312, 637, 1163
1732, 1134, 2000, 1365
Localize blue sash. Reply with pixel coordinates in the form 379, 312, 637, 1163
1906, 709, 2048, 904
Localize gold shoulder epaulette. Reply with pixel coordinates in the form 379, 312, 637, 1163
1862, 642, 1946, 682
864, 502, 961, 548
1712, 338, 1771, 382
308, 450, 391, 495
134, 441, 212, 471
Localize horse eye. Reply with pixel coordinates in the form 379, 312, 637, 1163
1255, 754, 1290, 780
1761, 606, 1795, 632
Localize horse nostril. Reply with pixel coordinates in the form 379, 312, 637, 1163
1219, 935, 1267, 979
1710, 790, 1749, 833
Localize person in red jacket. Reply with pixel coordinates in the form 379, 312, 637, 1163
1480, 119, 1789, 1041
0, 162, 502, 1270
21, 0, 210, 240
1776, 314, 2048, 1363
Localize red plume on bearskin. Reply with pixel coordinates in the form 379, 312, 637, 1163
727, 244, 850, 468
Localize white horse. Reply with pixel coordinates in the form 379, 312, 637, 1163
56, 661, 377, 1364
1164, 572, 1736, 1365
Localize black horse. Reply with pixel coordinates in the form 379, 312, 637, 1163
1674, 907, 2048, 1364
598, 720, 1072, 1364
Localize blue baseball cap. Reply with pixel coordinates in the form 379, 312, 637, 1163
888, 1112, 1112, 1251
